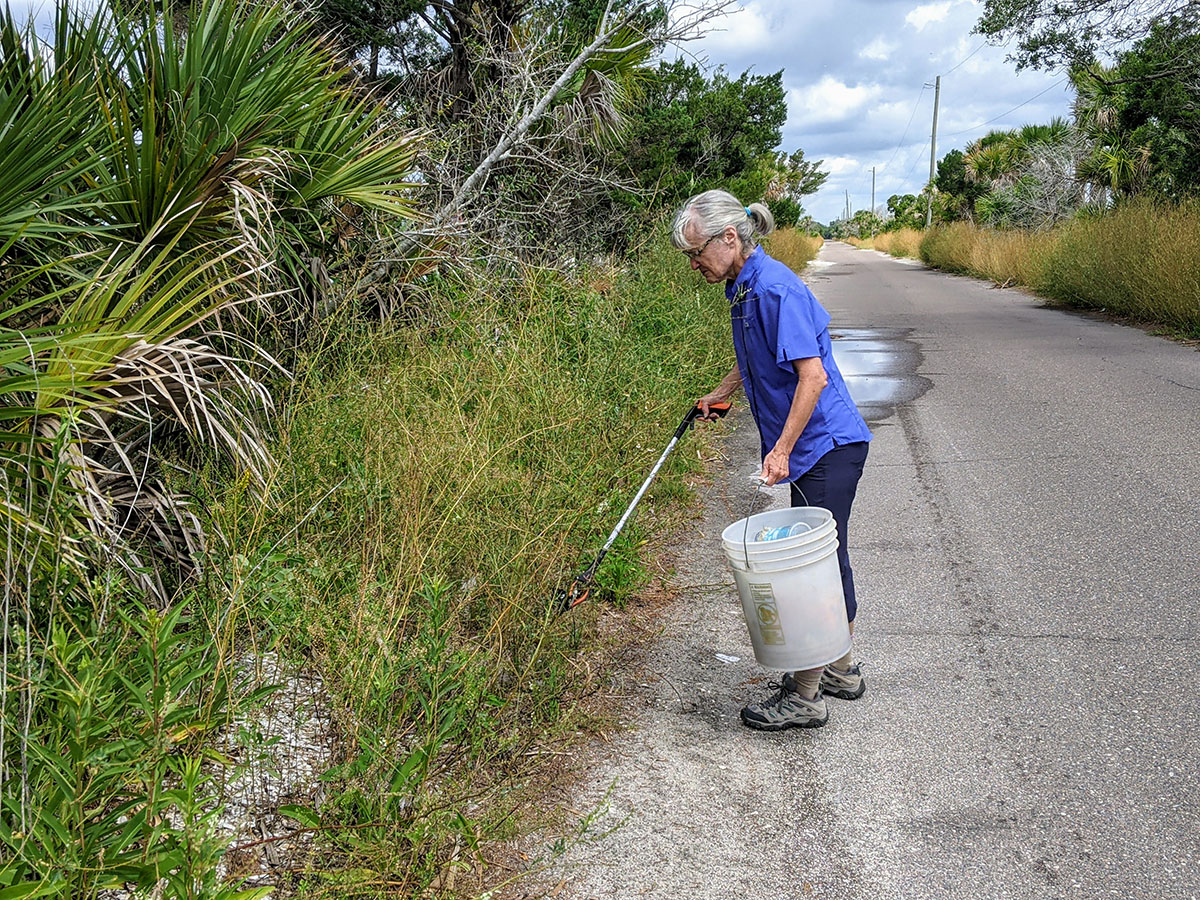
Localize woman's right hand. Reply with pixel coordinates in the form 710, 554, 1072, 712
697, 390, 731, 422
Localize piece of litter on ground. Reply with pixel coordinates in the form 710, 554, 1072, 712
714, 653, 740, 664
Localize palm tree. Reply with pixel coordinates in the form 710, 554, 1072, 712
0, 0, 424, 613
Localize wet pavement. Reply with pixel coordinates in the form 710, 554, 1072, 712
830, 326, 932, 422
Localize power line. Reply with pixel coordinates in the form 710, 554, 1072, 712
904, 139, 931, 182
946, 76, 1070, 137
943, 40, 987, 76
874, 44, 982, 182
877, 84, 929, 176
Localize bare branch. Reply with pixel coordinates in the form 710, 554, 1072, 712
431, 0, 737, 228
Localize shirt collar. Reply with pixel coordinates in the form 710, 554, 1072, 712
726, 245, 765, 302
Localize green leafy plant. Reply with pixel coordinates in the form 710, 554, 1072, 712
0, 599, 269, 899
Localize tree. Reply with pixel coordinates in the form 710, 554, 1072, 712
886, 193, 924, 230
1070, 20, 1200, 199
959, 121, 1088, 227
935, 148, 988, 220
617, 61, 790, 206
768, 196, 803, 228
975, 0, 1200, 71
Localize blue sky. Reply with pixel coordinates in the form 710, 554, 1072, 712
670, 0, 1075, 224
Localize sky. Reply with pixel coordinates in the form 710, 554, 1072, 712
669, 0, 1075, 224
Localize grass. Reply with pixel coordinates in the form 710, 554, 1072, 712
919, 199, 1200, 335
764, 229, 823, 271
2, 232, 737, 896
845, 228, 923, 258
183, 236, 737, 894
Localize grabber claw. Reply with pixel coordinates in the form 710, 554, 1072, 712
557, 399, 730, 614
557, 580, 591, 613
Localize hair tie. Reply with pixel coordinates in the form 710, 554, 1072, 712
745, 206, 753, 217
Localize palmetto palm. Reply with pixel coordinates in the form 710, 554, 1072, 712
1, 0, 423, 608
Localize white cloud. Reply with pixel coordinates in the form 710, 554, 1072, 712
905, 1, 953, 30
790, 77, 883, 124
692, 2, 776, 57
825, 157, 862, 176
859, 37, 898, 61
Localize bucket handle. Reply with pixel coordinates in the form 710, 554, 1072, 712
741, 480, 811, 569
742, 479, 766, 569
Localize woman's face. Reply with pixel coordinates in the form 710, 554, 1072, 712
682, 223, 740, 283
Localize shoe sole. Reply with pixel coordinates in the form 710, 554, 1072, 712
821, 684, 866, 701
739, 711, 828, 731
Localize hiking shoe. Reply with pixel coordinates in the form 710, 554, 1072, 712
820, 663, 866, 700
740, 676, 828, 731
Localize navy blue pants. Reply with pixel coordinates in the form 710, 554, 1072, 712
790, 441, 869, 622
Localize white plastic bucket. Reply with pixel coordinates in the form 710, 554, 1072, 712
721, 507, 851, 671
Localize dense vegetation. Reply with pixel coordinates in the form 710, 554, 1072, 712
0, 0, 826, 896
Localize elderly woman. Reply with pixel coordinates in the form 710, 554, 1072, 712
673, 189, 872, 731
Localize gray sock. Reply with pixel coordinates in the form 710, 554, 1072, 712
829, 649, 853, 672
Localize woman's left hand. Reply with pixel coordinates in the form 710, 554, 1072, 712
760, 447, 790, 486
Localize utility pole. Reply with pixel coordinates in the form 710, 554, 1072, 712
871, 166, 876, 233
926, 74, 941, 229
845, 190, 850, 221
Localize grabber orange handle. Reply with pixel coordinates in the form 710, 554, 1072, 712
702, 401, 731, 419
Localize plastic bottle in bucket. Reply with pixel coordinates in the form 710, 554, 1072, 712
754, 521, 811, 542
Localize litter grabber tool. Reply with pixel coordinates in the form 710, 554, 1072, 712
557, 400, 730, 613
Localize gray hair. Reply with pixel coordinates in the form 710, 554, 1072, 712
670, 189, 775, 252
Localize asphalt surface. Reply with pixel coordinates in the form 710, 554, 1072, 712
552, 241, 1200, 899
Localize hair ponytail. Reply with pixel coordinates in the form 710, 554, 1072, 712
746, 202, 775, 237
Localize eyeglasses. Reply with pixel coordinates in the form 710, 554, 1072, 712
683, 232, 722, 260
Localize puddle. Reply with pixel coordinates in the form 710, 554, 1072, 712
830, 327, 931, 422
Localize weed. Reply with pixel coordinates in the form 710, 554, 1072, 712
183, 237, 736, 893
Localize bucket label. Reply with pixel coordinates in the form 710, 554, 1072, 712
749, 582, 786, 646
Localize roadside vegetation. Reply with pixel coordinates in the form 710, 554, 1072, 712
845, 229, 922, 259
919, 201, 1200, 334
764, 230, 824, 271
0, 0, 830, 896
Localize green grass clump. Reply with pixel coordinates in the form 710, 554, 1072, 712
196, 237, 735, 893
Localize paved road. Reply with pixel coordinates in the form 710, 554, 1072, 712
553, 241, 1200, 899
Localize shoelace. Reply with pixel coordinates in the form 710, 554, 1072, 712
759, 680, 792, 709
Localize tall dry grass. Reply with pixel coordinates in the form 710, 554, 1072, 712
1041, 200, 1200, 330
920, 200, 1200, 334
920, 222, 1056, 288
875, 228, 923, 258
843, 229, 923, 258
766, 229, 823, 271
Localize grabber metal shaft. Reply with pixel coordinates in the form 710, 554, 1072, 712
558, 401, 730, 612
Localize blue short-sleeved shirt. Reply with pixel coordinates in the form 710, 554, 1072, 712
726, 246, 871, 482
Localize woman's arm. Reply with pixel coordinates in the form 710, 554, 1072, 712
760, 357, 827, 485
